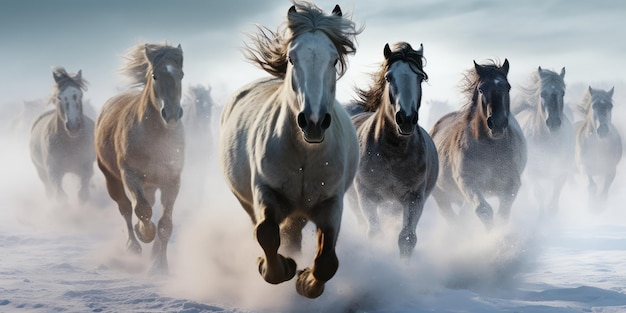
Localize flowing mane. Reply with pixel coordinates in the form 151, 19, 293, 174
49, 67, 88, 105
578, 87, 613, 115
243, 0, 361, 78
458, 59, 508, 123
354, 42, 427, 112
513, 68, 565, 114
120, 42, 184, 87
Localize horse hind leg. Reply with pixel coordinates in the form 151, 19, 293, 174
280, 215, 308, 255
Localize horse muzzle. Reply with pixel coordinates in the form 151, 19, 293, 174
161, 106, 184, 126
546, 116, 562, 132
395, 111, 418, 136
65, 120, 82, 137
297, 112, 331, 143
487, 115, 508, 139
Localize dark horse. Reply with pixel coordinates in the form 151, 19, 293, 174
430, 60, 526, 229
347, 42, 438, 257
95, 43, 184, 273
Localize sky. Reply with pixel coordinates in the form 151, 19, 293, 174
1, 0, 624, 116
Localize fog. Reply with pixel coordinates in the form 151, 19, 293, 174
1, 1, 626, 312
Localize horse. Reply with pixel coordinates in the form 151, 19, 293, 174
346, 42, 438, 257
180, 84, 215, 206
29, 67, 95, 204
218, 1, 361, 298
574, 86, 622, 207
429, 59, 527, 229
513, 66, 573, 214
94, 42, 184, 273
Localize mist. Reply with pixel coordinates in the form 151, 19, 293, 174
1, 1, 626, 312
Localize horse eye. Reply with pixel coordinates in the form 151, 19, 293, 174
288, 57, 293, 65
333, 58, 339, 66
152, 73, 157, 80
385, 74, 392, 83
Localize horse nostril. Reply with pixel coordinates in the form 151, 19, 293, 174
320, 113, 331, 130
395, 112, 404, 125
178, 107, 183, 120
487, 117, 494, 129
297, 112, 307, 129
161, 108, 167, 120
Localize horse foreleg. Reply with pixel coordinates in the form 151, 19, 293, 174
122, 170, 156, 244
99, 162, 140, 254
355, 184, 382, 238
432, 187, 457, 223
151, 179, 180, 274
78, 164, 94, 204
296, 197, 342, 299
49, 167, 67, 203
398, 191, 425, 258
497, 181, 520, 225
548, 175, 567, 214
468, 192, 494, 230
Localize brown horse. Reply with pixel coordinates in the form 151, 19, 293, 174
430, 60, 527, 229
574, 86, 622, 208
30, 67, 95, 204
95, 43, 184, 273
346, 42, 438, 257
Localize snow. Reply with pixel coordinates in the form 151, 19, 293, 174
1, 127, 626, 313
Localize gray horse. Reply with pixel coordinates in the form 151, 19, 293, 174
30, 67, 95, 204
347, 42, 438, 257
513, 66, 573, 214
430, 60, 527, 229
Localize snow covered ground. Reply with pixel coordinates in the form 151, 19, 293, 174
1, 126, 626, 313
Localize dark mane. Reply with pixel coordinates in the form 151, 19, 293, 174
49, 67, 88, 105
354, 42, 427, 112
243, 0, 361, 78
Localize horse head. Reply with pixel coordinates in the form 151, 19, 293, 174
189, 85, 213, 120
384, 42, 427, 136
52, 67, 86, 137
146, 44, 184, 127
589, 86, 615, 138
475, 59, 511, 139
538, 66, 566, 132
287, 5, 344, 143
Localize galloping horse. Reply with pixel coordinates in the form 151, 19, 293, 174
30, 67, 95, 204
347, 42, 438, 257
95, 43, 184, 273
513, 66, 573, 214
218, 1, 360, 298
430, 60, 526, 229
574, 86, 622, 207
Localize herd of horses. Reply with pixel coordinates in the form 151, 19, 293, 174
26, 1, 622, 298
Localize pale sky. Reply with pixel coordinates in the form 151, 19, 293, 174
1, 0, 624, 115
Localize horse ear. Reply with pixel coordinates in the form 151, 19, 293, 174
52, 68, 62, 83
416, 43, 424, 55
608, 86, 614, 97
537, 66, 543, 73
560, 67, 566, 78
473, 60, 482, 75
501, 59, 510, 75
383, 43, 391, 60
288, 5, 296, 15
588, 85, 593, 94
76, 69, 82, 80
144, 44, 154, 63
332, 4, 342, 16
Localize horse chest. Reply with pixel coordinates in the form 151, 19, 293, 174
124, 128, 184, 181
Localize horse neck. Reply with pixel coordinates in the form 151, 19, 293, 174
136, 80, 163, 128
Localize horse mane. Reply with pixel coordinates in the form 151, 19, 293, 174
120, 42, 183, 87
243, 0, 361, 79
354, 42, 427, 112
520, 68, 565, 107
49, 66, 88, 105
578, 87, 614, 116
459, 59, 507, 109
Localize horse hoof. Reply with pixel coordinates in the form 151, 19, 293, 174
296, 268, 325, 298
126, 239, 142, 255
134, 221, 156, 243
257, 255, 296, 284
149, 258, 169, 276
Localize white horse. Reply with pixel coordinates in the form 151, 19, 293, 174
30, 67, 95, 203
513, 66, 574, 214
219, 1, 360, 298
574, 86, 622, 208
